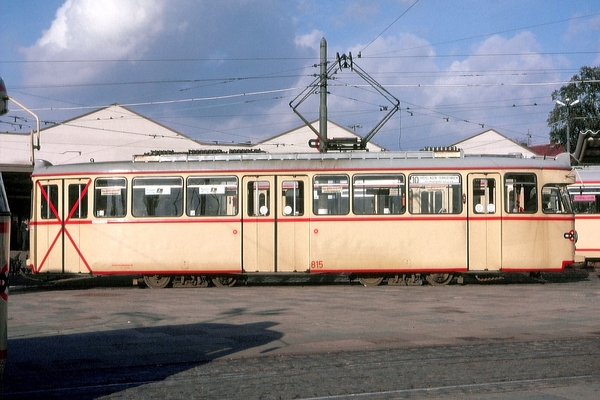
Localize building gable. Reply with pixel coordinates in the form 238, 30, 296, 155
452, 129, 536, 157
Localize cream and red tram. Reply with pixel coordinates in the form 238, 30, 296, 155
569, 166, 600, 267
27, 151, 576, 288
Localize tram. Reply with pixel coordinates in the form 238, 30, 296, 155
570, 166, 600, 267
0, 173, 10, 377
26, 150, 576, 288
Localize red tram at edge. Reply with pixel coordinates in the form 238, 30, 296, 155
0, 173, 9, 377
26, 150, 576, 288
570, 165, 600, 267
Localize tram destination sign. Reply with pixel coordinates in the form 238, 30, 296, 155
409, 174, 460, 187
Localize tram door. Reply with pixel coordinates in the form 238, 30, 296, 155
276, 177, 310, 272
467, 174, 502, 271
33, 178, 91, 274
242, 176, 310, 273
242, 177, 275, 272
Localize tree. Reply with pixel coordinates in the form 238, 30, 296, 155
547, 66, 600, 153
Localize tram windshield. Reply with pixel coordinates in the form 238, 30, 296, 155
569, 187, 600, 214
542, 185, 573, 214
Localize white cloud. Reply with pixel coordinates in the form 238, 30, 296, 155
295, 29, 325, 49
12, 1, 568, 150
23, 0, 167, 85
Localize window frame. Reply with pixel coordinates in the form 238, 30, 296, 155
407, 173, 462, 214
312, 174, 350, 215
186, 175, 238, 217
132, 176, 184, 218
352, 174, 405, 215
94, 177, 128, 218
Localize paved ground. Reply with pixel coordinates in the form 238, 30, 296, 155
2, 268, 600, 399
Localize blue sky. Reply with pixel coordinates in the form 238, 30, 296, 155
1, 0, 600, 151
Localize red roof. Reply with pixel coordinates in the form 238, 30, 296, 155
529, 142, 564, 157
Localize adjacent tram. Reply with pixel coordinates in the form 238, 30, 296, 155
0, 173, 10, 377
570, 166, 600, 267
26, 150, 576, 288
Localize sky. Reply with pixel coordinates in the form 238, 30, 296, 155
1, 0, 600, 151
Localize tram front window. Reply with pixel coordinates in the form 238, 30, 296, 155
542, 185, 573, 214
570, 188, 600, 214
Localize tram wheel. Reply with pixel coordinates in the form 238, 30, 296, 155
425, 273, 453, 286
358, 276, 384, 286
212, 276, 237, 288
143, 275, 172, 289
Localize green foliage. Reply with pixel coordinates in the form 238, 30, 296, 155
547, 66, 600, 153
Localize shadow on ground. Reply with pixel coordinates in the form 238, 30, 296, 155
3, 320, 283, 399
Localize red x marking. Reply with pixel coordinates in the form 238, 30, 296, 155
36, 180, 92, 273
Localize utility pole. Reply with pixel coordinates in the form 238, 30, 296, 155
556, 98, 579, 155
319, 37, 327, 153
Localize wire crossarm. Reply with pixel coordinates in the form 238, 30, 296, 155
289, 52, 399, 152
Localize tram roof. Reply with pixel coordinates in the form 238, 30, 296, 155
31, 150, 572, 177
572, 165, 600, 184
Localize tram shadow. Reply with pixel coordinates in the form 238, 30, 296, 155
3, 320, 283, 399
8, 274, 140, 292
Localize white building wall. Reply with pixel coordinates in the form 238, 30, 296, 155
259, 120, 384, 153
0, 105, 208, 167
453, 129, 536, 157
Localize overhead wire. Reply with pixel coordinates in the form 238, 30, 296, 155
2, 5, 597, 148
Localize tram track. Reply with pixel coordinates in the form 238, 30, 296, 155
6, 276, 600, 399
4, 337, 599, 399
299, 375, 599, 400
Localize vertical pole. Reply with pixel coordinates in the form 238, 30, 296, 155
319, 37, 327, 153
566, 105, 570, 155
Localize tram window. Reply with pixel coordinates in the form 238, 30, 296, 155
472, 178, 496, 214
353, 174, 405, 215
570, 187, 600, 214
247, 181, 270, 216
313, 175, 349, 215
505, 174, 537, 213
407, 174, 461, 214
68, 183, 88, 219
132, 177, 183, 217
40, 184, 59, 220
95, 178, 127, 218
542, 185, 572, 214
282, 180, 304, 216
187, 176, 238, 216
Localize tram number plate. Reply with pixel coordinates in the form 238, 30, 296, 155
311, 260, 324, 269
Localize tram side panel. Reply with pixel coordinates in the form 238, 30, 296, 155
501, 172, 575, 271
501, 217, 573, 271
573, 217, 600, 263
30, 175, 243, 275
308, 219, 467, 273
83, 221, 242, 274
569, 168, 600, 264
308, 173, 467, 274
